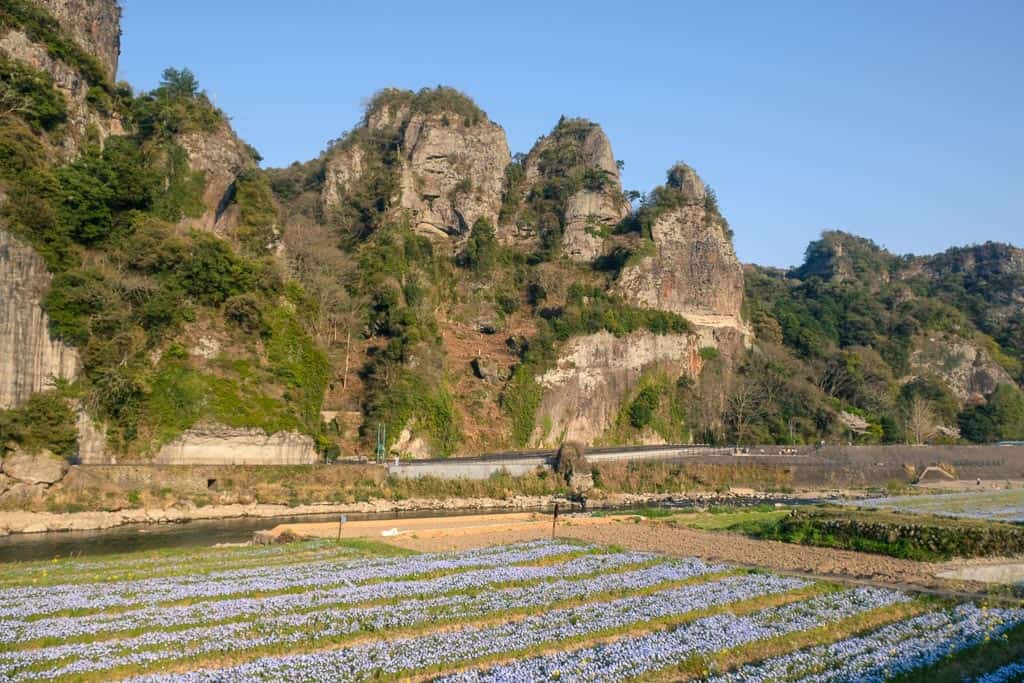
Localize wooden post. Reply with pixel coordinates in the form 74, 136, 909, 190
551, 503, 559, 540
337, 514, 346, 541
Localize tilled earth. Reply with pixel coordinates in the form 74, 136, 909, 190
391, 518, 987, 594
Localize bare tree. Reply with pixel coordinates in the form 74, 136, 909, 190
725, 377, 766, 446
904, 395, 937, 445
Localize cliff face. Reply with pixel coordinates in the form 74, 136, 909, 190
0, 230, 79, 410
0, 29, 124, 158
517, 119, 629, 260
909, 334, 1016, 404
36, 0, 121, 80
154, 425, 317, 465
176, 122, 258, 235
398, 112, 509, 238
533, 325, 745, 445
615, 164, 746, 333
322, 94, 510, 240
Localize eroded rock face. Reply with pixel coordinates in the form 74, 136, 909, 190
909, 334, 1016, 404
177, 123, 257, 235
36, 0, 121, 81
322, 103, 510, 241
3, 450, 68, 485
76, 409, 110, 464
155, 426, 317, 465
0, 230, 80, 409
521, 121, 628, 261
391, 427, 431, 459
399, 113, 509, 238
615, 165, 745, 332
0, 29, 124, 159
531, 328, 730, 446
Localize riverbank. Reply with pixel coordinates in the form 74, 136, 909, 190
0, 489, 829, 536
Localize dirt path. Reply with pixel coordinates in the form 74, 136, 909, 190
371, 517, 984, 594
265, 513, 990, 594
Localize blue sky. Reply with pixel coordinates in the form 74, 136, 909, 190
118, 1, 1022, 268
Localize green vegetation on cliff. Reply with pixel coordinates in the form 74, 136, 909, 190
0, 58, 325, 457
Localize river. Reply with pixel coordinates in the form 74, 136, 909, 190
0, 495, 810, 563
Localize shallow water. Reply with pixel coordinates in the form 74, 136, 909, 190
0, 495, 812, 564
0, 509, 521, 564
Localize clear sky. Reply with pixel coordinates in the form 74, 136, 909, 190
118, 1, 1022, 268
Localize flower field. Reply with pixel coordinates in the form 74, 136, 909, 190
845, 489, 1024, 523
0, 539, 1021, 682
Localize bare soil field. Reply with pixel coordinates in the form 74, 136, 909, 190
267, 514, 990, 593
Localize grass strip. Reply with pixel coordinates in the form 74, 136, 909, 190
891, 620, 1024, 683
11, 557, 670, 650
637, 598, 938, 681
15, 548, 600, 622
45, 568, 742, 682
402, 583, 832, 683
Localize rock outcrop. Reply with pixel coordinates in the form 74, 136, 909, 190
322, 89, 510, 240
176, 123, 258, 235
532, 326, 741, 445
154, 425, 317, 465
0, 29, 124, 159
519, 119, 629, 260
36, 0, 121, 81
0, 229, 80, 409
1, 449, 67, 485
909, 334, 1016, 404
615, 164, 746, 333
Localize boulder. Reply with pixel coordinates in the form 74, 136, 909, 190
3, 450, 68, 485
471, 357, 510, 385
0, 482, 46, 508
0, 473, 11, 495
391, 427, 432, 459
556, 442, 593, 494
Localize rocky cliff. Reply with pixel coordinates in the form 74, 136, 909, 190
615, 164, 747, 333
177, 122, 259, 236
36, 0, 121, 80
0, 229, 79, 410
321, 89, 510, 240
909, 333, 1016, 404
0, 31, 123, 159
532, 324, 745, 446
520, 119, 629, 261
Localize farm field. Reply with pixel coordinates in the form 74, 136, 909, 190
0, 539, 1021, 682
846, 489, 1024, 523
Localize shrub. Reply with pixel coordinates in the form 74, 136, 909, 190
462, 217, 498, 273
223, 293, 265, 335
0, 390, 77, 458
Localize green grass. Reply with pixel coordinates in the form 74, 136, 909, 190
670, 508, 791, 534
892, 621, 1024, 683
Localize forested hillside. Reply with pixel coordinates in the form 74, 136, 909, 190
0, 1, 1021, 470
